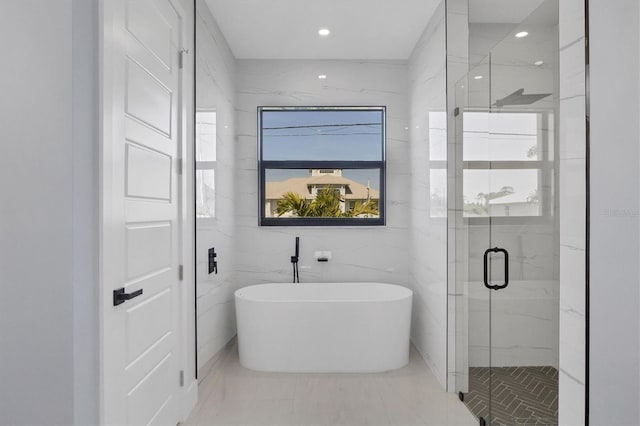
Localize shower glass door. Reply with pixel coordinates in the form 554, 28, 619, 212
456, 1, 559, 425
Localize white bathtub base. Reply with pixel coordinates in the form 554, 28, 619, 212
235, 283, 413, 373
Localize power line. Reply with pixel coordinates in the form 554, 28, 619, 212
264, 133, 380, 137
263, 123, 381, 130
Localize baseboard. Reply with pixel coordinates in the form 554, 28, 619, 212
410, 337, 447, 390
180, 378, 198, 422
180, 337, 236, 423
197, 335, 237, 384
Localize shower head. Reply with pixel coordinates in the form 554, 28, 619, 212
494, 88, 551, 107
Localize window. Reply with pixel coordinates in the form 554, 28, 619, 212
195, 111, 216, 218
258, 107, 385, 226
462, 112, 554, 220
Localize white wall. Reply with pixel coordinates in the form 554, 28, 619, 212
407, 0, 449, 387
589, 0, 640, 424
72, 0, 99, 424
195, 0, 238, 375
0, 1, 90, 424
234, 60, 410, 288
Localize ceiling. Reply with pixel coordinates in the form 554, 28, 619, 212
203, 0, 441, 60
469, 0, 545, 23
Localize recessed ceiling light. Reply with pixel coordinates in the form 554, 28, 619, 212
515, 31, 529, 38
534, 60, 544, 66
318, 74, 327, 79
474, 75, 483, 80
318, 28, 331, 37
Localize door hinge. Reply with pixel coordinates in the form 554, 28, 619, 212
178, 48, 189, 69
178, 264, 184, 281
454, 107, 460, 117
176, 159, 182, 175
179, 370, 185, 387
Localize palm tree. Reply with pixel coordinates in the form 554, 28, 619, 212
275, 192, 313, 217
276, 186, 379, 218
344, 200, 379, 217
311, 187, 343, 217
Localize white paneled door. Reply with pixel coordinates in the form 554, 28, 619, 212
102, 1, 187, 424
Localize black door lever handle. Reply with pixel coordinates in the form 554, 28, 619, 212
113, 287, 143, 306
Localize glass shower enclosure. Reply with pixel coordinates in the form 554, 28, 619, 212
453, 1, 560, 424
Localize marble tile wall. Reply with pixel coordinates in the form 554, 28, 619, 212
467, 279, 559, 367
195, 1, 238, 375
407, 0, 449, 388
558, 0, 587, 423
234, 60, 411, 288
446, 0, 470, 392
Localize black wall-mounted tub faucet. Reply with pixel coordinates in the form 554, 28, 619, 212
291, 236, 300, 283
208, 247, 217, 274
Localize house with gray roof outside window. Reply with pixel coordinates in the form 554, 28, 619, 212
264, 169, 379, 217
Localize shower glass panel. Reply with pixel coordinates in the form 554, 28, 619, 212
454, 54, 493, 420
455, 1, 559, 425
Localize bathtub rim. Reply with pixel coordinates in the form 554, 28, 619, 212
234, 282, 413, 303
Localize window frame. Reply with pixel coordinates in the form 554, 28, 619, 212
258, 106, 386, 227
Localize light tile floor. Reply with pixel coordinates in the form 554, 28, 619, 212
185, 342, 477, 426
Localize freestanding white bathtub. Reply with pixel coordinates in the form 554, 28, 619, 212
234, 282, 413, 373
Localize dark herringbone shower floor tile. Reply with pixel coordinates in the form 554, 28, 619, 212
463, 366, 558, 426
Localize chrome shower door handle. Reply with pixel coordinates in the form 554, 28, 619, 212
483, 247, 509, 290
